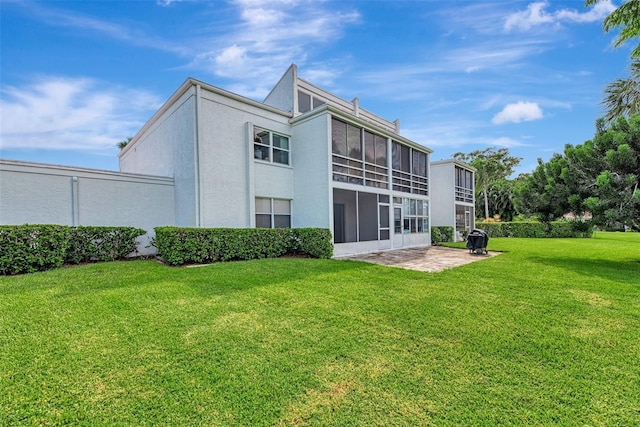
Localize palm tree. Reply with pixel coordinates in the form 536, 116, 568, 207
602, 58, 640, 123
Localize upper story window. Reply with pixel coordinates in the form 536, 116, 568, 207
455, 166, 474, 203
254, 126, 290, 165
298, 90, 326, 114
331, 117, 388, 189
391, 142, 428, 195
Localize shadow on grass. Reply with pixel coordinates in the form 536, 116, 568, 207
529, 256, 640, 285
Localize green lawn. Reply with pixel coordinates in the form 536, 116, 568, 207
1, 232, 639, 426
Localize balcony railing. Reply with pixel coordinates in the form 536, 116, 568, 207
455, 186, 473, 203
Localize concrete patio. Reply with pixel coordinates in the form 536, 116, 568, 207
336, 245, 500, 273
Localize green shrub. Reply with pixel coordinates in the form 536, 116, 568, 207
0, 224, 69, 275
0, 225, 147, 275
292, 228, 334, 259
65, 226, 146, 264
155, 227, 333, 266
431, 226, 454, 243
476, 221, 593, 238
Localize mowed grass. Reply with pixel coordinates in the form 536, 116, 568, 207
1, 233, 639, 426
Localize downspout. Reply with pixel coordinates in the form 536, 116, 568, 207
194, 84, 202, 227
71, 176, 79, 226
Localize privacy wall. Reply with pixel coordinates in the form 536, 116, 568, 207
0, 160, 175, 253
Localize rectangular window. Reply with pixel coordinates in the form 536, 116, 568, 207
255, 198, 291, 228
455, 166, 473, 203
363, 130, 388, 189
392, 141, 428, 195
401, 198, 429, 234
332, 117, 388, 188
254, 126, 290, 166
298, 90, 326, 113
298, 91, 311, 113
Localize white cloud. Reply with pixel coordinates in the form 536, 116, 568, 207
189, 1, 360, 96
17, 0, 360, 99
0, 77, 161, 152
504, 1, 616, 32
492, 101, 543, 124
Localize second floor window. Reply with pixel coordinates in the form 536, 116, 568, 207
331, 117, 388, 189
455, 166, 474, 203
391, 142, 428, 195
254, 127, 290, 165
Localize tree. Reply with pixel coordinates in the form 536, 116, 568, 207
581, 116, 640, 230
117, 137, 132, 150
602, 58, 640, 123
586, 0, 640, 58
517, 115, 640, 230
489, 175, 527, 222
586, 0, 640, 123
515, 153, 590, 222
453, 147, 521, 220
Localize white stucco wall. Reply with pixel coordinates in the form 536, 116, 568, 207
263, 64, 295, 113
0, 160, 175, 254
430, 162, 455, 229
197, 87, 292, 228
0, 164, 75, 225
290, 112, 332, 228
254, 162, 293, 200
119, 86, 197, 226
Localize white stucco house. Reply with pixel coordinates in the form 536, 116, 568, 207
1, 64, 474, 256
119, 64, 445, 256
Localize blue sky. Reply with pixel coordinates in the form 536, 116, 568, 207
0, 0, 633, 175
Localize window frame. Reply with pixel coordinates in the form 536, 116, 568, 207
454, 166, 474, 203
331, 117, 388, 189
255, 197, 291, 229
297, 90, 326, 114
398, 197, 429, 234
253, 126, 290, 166
391, 141, 429, 195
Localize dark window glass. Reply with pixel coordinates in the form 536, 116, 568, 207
401, 145, 410, 172
413, 151, 427, 177
256, 214, 271, 228
332, 118, 347, 156
375, 135, 387, 166
392, 142, 402, 170
272, 134, 289, 150
312, 98, 326, 109
273, 149, 289, 165
364, 131, 375, 164
274, 215, 291, 228
380, 205, 389, 228
347, 123, 361, 160
298, 91, 311, 113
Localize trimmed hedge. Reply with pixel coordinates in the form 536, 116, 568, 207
154, 227, 333, 266
476, 221, 594, 238
0, 224, 146, 275
0, 224, 70, 275
65, 226, 146, 264
431, 226, 455, 244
